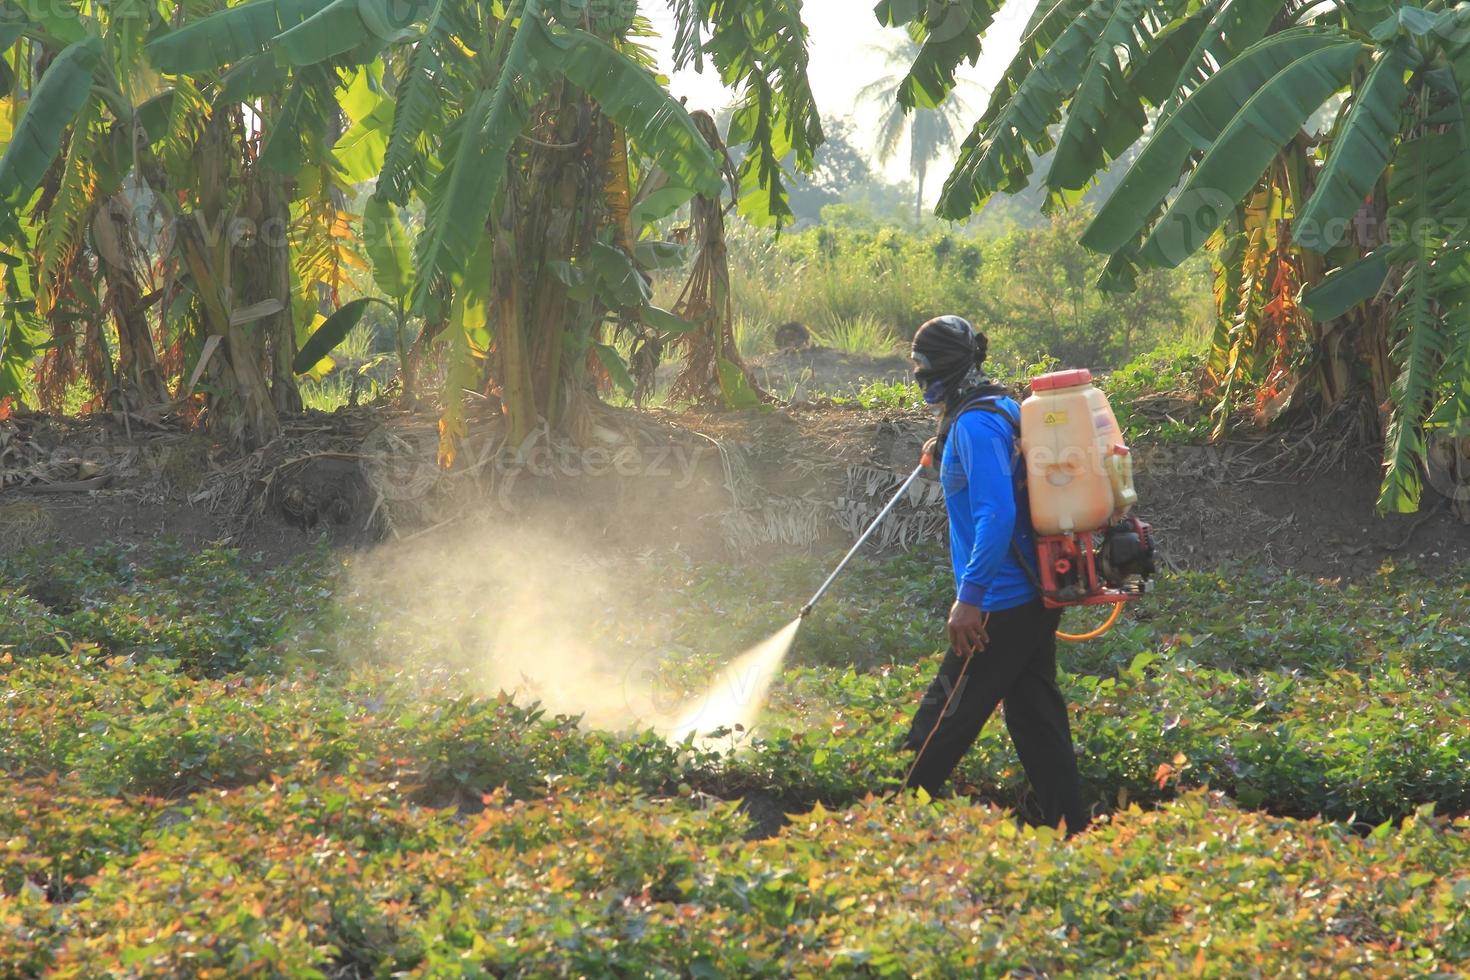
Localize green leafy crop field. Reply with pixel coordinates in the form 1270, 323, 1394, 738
3, 543, 1469, 975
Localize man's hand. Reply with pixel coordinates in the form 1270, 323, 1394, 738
921, 436, 940, 472
948, 600, 988, 657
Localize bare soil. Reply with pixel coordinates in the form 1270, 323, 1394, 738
744, 348, 911, 399
3, 398, 1467, 579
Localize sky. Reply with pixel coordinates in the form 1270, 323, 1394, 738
643, 1, 1034, 199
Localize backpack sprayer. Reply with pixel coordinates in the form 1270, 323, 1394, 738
799, 368, 1155, 641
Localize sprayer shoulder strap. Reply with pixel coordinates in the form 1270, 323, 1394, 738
953, 396, 1022, 468
958, 397, 1020, 439
953, 397, 1044, 590
934, 388, 1016, 461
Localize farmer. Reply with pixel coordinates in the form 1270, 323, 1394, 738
902, 315, 1089, 835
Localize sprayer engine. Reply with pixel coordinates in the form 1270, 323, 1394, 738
1035, 519, 1154, 609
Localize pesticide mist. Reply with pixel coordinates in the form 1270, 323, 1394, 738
333, 523, 796, 744
662, 618, 801, 746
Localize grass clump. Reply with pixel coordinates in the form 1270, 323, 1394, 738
811, 313, 902, 356
723, 210, 1211, 371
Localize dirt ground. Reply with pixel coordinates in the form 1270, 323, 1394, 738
3, 395, 1468, 580
744, 348, 911, 399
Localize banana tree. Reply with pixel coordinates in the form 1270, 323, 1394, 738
887, 0, 1470, 514
266, 0, 821, 460
0, 15, 177, 414
143, 0, 390, 445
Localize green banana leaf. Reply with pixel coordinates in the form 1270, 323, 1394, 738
376, 8, 443, 205
1378, 139, 1441, 513
1126, 5, 1213, 107
1140, 36, 1364, 267
1162, 0, 1282, 109
583, 242, 648, 306
0, 35, 100, 206
145, 0, 331, 74
1048, 0, 1153, 192
274, 0, 436, 67
634, 241, 691, 271
364, 195, 413, 300
526, 23, 723, 199
293, 297, 383, 374
630, 184, 697, 228
1293, 41, 1415, 253
258, 84, 309, 174
0, 259, 41, 403
642, 305, 698, 336
592, 342, 634, 395
10, 0, 86, 44
410, 0, 548, 312
334, 97, 395, 183
1300, 248, 1390, 320
1083, 29, 1356, 256
875, 0, 1005, 110
218, 51, 289, 101
939, 0, 1127, 217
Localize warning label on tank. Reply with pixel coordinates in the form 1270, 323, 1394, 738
1043, 411, 1068, 426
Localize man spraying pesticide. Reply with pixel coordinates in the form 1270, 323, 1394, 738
799, 315, 1154, 835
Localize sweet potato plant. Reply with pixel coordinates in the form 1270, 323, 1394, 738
2, 541, 1469, 974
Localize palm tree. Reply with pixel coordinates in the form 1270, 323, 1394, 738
859, 39, 971, 226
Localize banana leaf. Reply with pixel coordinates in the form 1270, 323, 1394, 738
875, 0, 1006, 110
145, 0, 332, 74
376, 7, 443, 205
1048, 0, 1153, 191
410, 0, 547, 311
525, 22, 723, 199
1084, 29, 1356, 256
1139, 36, 1364, 266
1300, 248, 1390, 320
364, 195, 413, 300
293, 297, 382, 373
1293, 41, 1414, 252
0, 35, 99, 206
274, 0, 436, 66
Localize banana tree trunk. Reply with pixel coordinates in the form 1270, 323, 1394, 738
93, 197, 171, 412
187, 108, 280, 449
492, 204, 536, 447
261, 177, 301, 414
1282, 135, 1360, 411
522, 82, 587, 431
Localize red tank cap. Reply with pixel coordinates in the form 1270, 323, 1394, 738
1030, 368, 1093, 392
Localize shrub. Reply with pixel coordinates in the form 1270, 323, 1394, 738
8, 780, 1468, 976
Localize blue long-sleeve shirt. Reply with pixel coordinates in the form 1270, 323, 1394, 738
939, 397, 1040, 612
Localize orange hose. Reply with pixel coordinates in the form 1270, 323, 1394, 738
1057, 601, 1124, 643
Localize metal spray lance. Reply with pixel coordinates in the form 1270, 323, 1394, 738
798, 463, 926, 619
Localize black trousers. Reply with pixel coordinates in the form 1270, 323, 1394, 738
901, 599, 1089, 834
